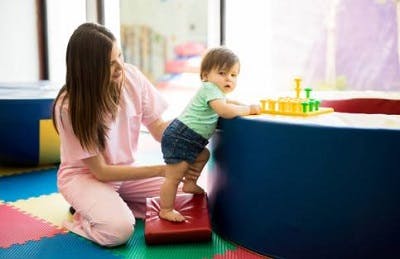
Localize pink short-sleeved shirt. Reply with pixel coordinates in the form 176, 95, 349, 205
55, 64, 167, 181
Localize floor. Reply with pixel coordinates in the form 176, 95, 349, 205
0, 132, 267, 259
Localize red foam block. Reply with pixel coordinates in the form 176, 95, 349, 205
144, 193, 212, 245
321, 98, 400, 115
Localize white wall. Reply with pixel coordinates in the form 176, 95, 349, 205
0, 0, 39, 82
47, 0, 122, 84
46, 0, 86, 84
225, 1, 272, 101
207, 0, 221, 47
104, 0, 121, 45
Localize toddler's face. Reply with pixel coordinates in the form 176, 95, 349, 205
204, 62, 240, 94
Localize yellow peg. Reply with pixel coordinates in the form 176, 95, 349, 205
260, 99, 268, 112
268, 100, 276, 111
294, 77, 302, 99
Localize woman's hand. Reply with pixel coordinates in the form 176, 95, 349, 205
184, 164, 202, 181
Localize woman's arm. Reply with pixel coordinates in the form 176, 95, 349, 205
209, 99, 261, 119
83, 154, 165, 182
146, 118, 170, 142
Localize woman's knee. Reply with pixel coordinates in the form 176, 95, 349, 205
94, 215, 135, 247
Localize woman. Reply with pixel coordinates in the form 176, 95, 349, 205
52, 22, 198, 246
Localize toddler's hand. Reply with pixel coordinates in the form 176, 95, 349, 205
249, 104, 261, 115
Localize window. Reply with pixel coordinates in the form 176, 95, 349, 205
224, 0, 400, 99
119, 0, 219, 119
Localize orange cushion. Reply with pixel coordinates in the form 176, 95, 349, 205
144, 193, 212, 245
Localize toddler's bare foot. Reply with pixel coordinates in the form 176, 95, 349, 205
159, 209, 185, 222
182, 182, 205, 194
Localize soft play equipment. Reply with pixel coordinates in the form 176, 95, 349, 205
164, 57, 201, 74
174, 42, 205, 57
208, 116, 400, 258
321, 98, 400, 114
144, 193, 212, 245
161, 41, 203, 80
0, 82, 60, 166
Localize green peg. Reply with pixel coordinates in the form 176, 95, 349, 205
314, 100, 320, 111
309, 100, 314, 112
301, 102, 308, 113
304, 88, 312, 99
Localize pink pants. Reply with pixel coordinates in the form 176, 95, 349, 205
58, 172, 172, 247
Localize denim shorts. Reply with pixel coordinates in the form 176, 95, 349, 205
161, 119, 209, 164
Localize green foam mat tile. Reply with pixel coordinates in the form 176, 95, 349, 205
111, 220, 237, 259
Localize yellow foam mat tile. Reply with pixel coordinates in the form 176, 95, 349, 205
10, 193, 72, 229
0, 165, 57, 177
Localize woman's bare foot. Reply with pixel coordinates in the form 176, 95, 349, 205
159, 209, 185, 222
182, 181, 205, 194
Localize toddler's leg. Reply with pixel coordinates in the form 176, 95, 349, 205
159, 161, 189, 222
118, 177, 165, 219
183, 148, 210, 194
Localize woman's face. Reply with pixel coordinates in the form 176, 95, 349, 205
110, 42, 124, 84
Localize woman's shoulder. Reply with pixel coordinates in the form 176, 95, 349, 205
124, 63, 140, 77
122, 64, 146, 98
55, 91, 68, 109
123, 63, 154, 91
124, 63, 148, 86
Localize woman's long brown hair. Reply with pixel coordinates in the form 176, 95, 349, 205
52, 23, 122, 152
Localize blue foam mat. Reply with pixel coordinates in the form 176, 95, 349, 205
0, 168, 57, 201
0, 232, 121, 259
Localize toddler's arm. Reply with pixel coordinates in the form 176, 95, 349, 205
209, 99, 261, 119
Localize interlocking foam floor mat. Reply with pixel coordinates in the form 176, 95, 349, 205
0, 167, 57, 202
0, 165, 267, 259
